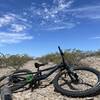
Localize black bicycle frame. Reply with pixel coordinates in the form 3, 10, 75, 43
10, 46, 77, 84
34, 63, 65, 81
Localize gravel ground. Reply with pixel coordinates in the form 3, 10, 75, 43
0, 57, 100, 100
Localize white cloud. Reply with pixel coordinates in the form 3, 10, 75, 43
2, 0, 99, 32
10, 24, 27, 32
53, 0, 74, 11
44, 26, 66, 30
28, 0, 100, 25
0, 32, 33, 44
0, 13, 33, 45
43, 22, 75, 31
0, 13, 15, 27
0, 13, 31, 32
65, 5, 100, 20
58, 0, 74, 10
42, 0, 74, 19
89, 36, 100, 40
28, 0, 75, 30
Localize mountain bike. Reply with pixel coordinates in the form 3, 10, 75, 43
0, 46, 100, 97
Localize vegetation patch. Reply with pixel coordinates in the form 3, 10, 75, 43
0, 53, 33, 70
37, 49, 100, 66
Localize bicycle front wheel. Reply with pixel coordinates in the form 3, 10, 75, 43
54, 66, 100, 97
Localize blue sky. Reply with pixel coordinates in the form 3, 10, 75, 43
0, 0, 100, 57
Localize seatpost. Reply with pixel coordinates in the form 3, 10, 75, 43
37, 67, 42, 86
37, 67, 42, 76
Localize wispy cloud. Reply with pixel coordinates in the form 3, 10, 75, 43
44, 26, 66, 31
10, 24, 27, 32
0, 13, 33, 45
43, 22, 75, 31
26, 0, 100, 31
0, 13, 31, 32
0, 13, 15, 27
53, 0, 74, 11
0, 32, 33, 44
27, 0, 75, 30
1, 0, 100, 32
89, 36, 100, 40
66, 5, 100, 20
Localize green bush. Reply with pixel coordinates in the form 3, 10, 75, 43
1, 48, 100, 69
38, 49, 90, 66
0, 52, 7, 68
7, 54, 33, 70
0, 53, 33, 70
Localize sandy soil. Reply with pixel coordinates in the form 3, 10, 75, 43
0, 57, 100, 100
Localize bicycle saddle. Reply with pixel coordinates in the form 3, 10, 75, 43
34, 62, 48, 68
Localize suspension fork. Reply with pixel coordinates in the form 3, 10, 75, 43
68, 71, 79, 82
64, 65, 79, 82
58, 46, 79, 82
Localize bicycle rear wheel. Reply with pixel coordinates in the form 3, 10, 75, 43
9, 69, 34, 93
54, 66, 100, 97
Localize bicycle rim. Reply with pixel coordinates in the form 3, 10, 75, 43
54, 67, 100, 97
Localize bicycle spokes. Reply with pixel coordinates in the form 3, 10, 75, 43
58, 69, 98, 92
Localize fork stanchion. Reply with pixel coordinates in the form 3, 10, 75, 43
0, 85, 12, 100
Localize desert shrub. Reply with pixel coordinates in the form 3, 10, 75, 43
0, 53, 33, 70
38, 49, 87, 66
95, 50, 100, 57
38, 48, 100, 66
0, 52, 7, 68
7, 54, 33, 70
38, 52, 60, 63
